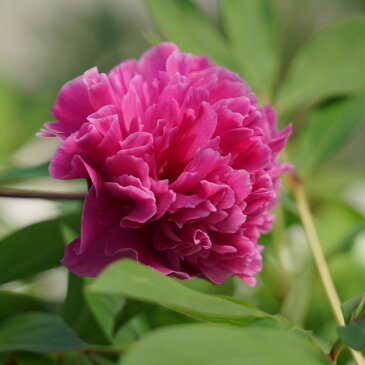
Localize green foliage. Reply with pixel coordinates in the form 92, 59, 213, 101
0, 215, 80, 285
221, 0, 279, 102
121, 324, 331, 365
0, 312, 88, 353
145, 0, 234, 69
58, 352, 93, 365
88, 260, 268, 326
336, 293, 365, 351
90, 353, 117, 365
297, 94, 365, 173
334, 221, 365, 256
63, 274, 110, 346
0, 291, 45, 320
0, 79, 28, 163
12, 352, 57, 365
337, 317, 365, 351
85, 290, 126, 339
277, 16, 365, 117
112, 313, 150, 347
0, 79, 54, 164
341, 293, 365, 324
0, 162, 50, 184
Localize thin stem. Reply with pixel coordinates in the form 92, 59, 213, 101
289, 173, 343, 323
287, 172, 365, 365
328, 340, 345, 363
0, 188, 85, 201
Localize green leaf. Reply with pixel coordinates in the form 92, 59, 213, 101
0, 353, 7, 364
248, 315, 312, 340
0, 162, 49, 184
13, 352, 57, 365
221, 0, 279, 102
144, 0, 235, 69
89, 353, 118, 365
336, 222, 365, 256
63, 273, 110, 345
278, 16, 365, 117
121, 324, 331, 365
85, 290, 126, 339
59, 352, 94, 365
0, 291, 45, 320
113, 299, 149, 336
0, 215, 79, 285
338, 292, 365, 351
91, 353, 118, 365
337, 317, 365, 351
0, 312, 88, 353
113, 314, 150, 347
341, 293, 365, 324
280, 270, 312, 325
297, 94, 365, 173
88, 260, 270, 326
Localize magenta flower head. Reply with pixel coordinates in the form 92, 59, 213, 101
38, 43, 291, 285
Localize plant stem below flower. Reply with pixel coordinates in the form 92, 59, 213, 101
287, 172, 364, 365
0, 188, 86, 200
328, 340, 345, 363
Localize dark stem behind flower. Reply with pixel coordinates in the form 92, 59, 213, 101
0, 188, 86, 200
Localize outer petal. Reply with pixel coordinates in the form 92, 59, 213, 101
50, 76, 94, 136
137, 42, 178, 81
83, 67, 116, 110
62, 237, 135, 277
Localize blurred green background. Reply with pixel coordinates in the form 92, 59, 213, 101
0, 1, 364, 364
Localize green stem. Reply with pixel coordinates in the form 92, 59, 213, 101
328, 340, 345, 363
287, 171, 365, 365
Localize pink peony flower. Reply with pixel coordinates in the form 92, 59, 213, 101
38, 43, 291, 285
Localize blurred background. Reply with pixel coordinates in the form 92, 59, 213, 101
0, 1, 364, 363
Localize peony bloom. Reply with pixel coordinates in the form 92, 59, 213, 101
38, 43, 291, 285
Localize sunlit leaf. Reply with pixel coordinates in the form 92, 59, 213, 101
121, 324, 331, 365
88, 260, 272, 326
